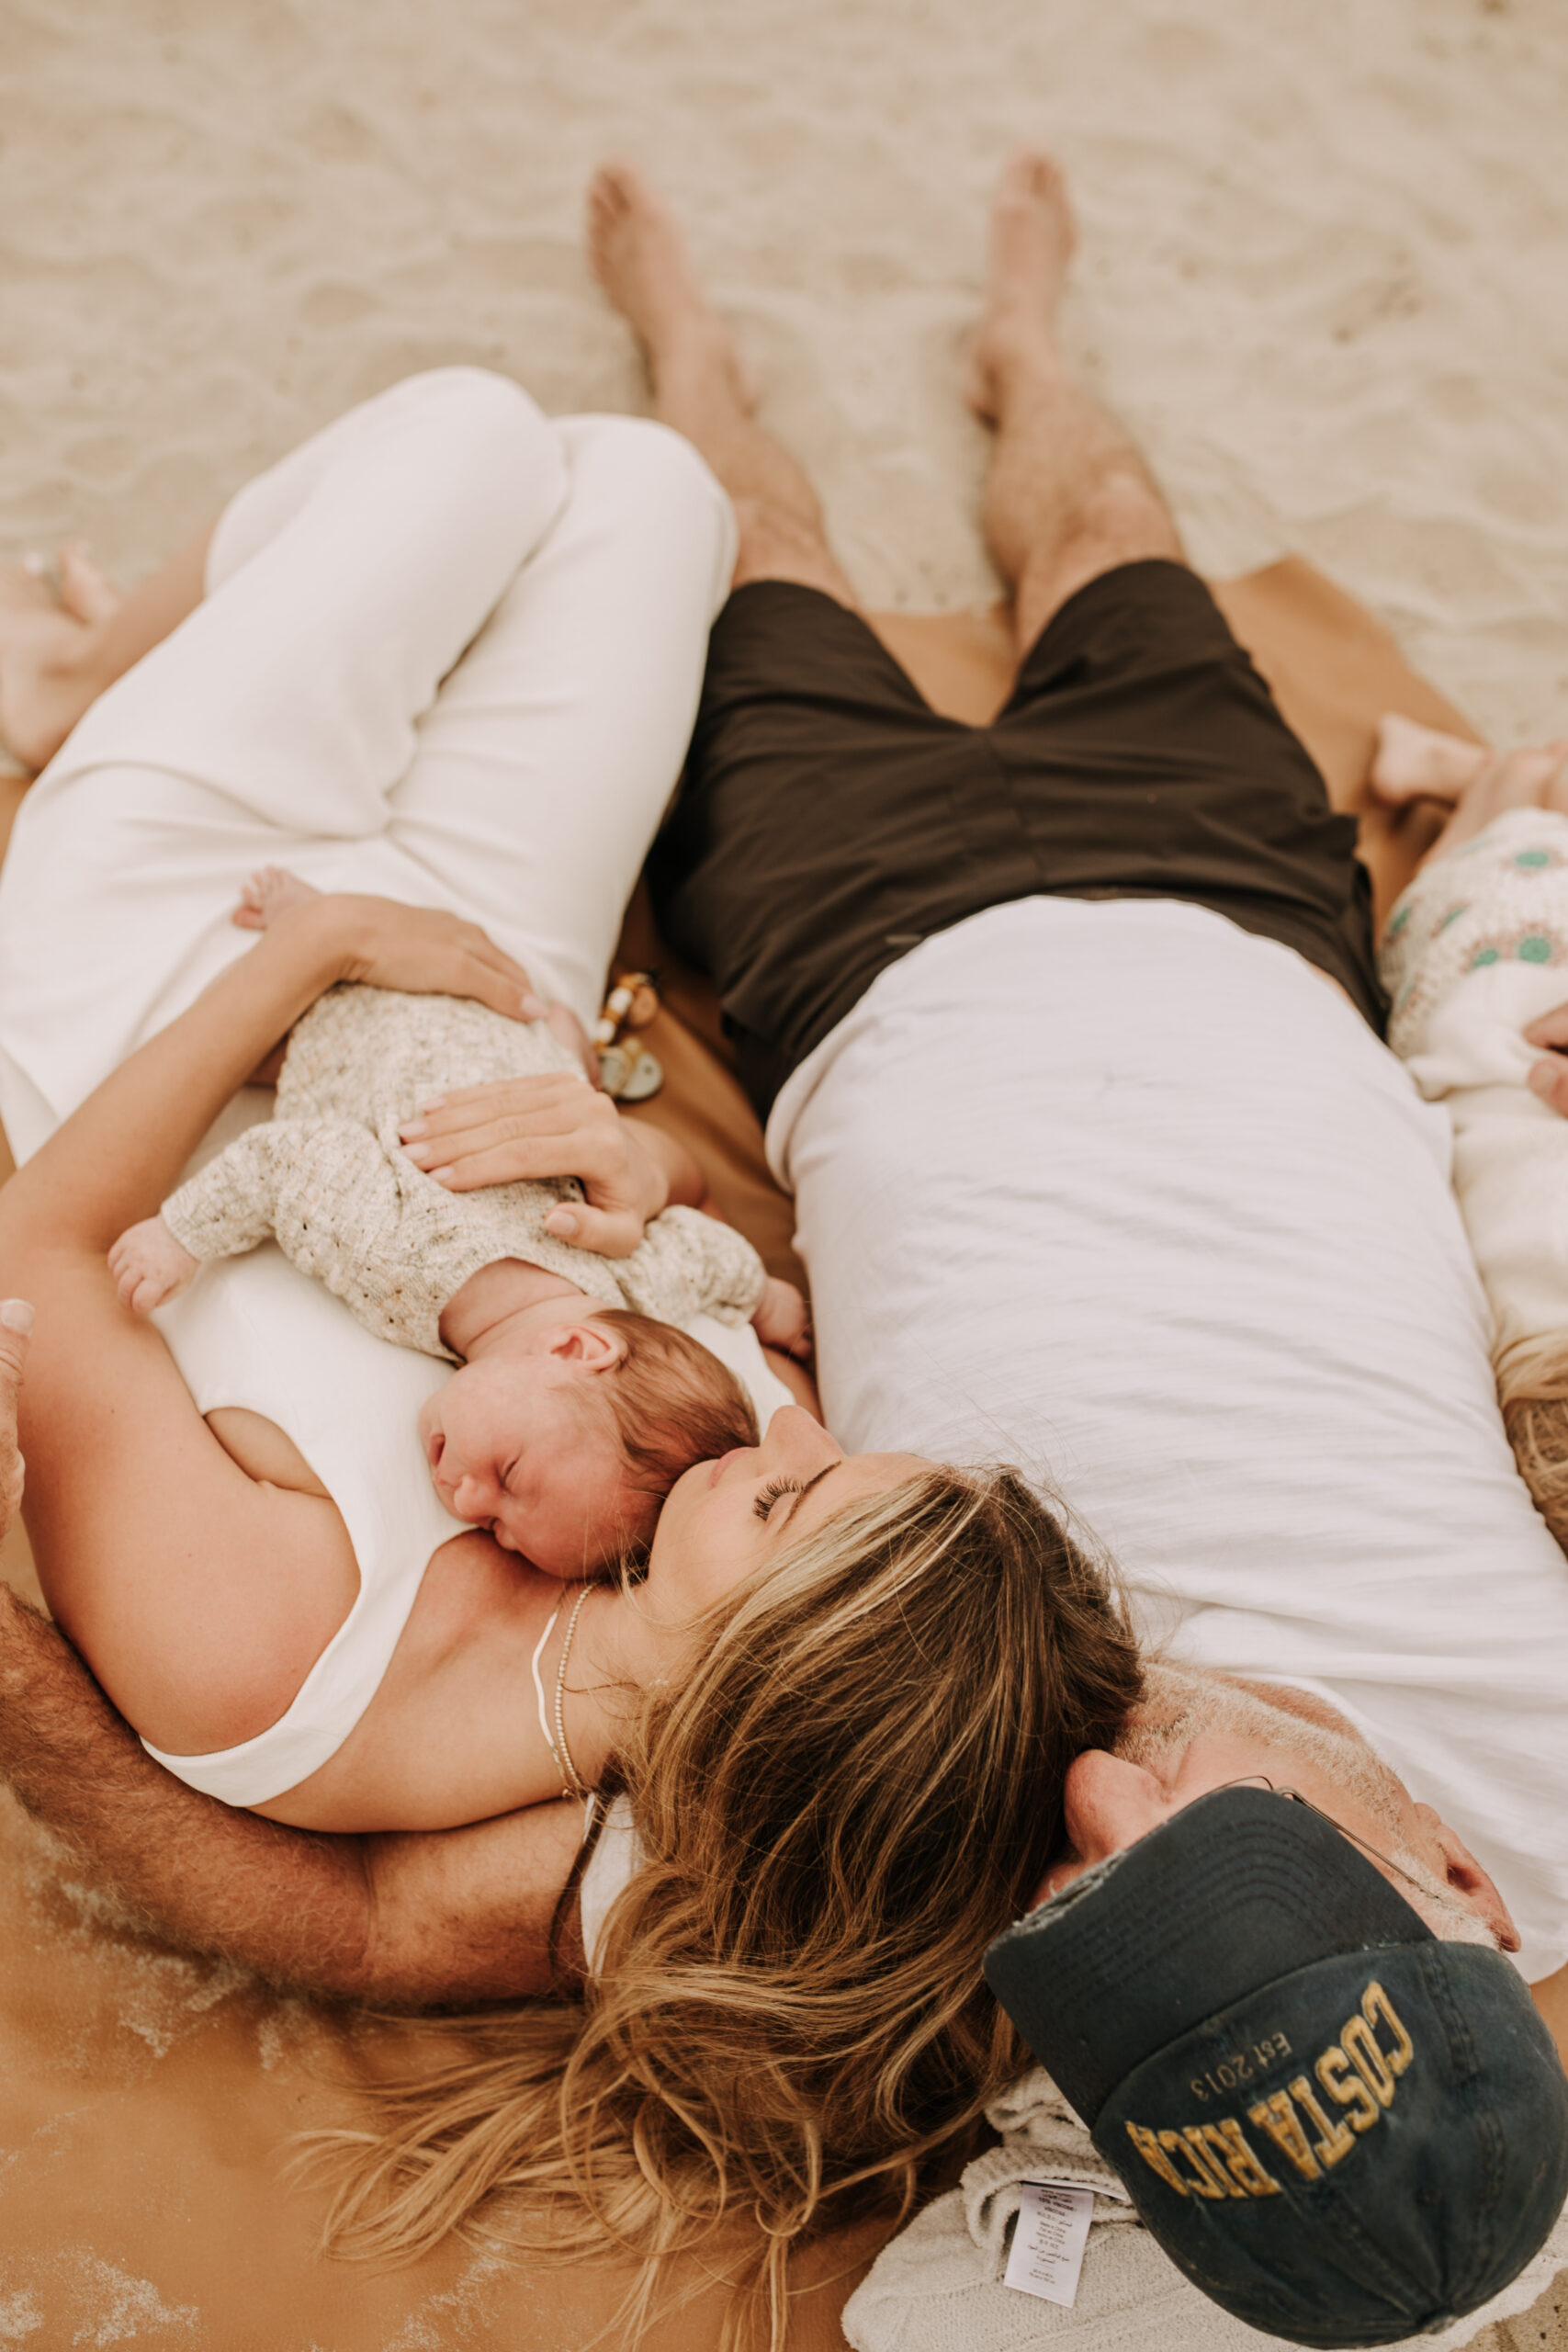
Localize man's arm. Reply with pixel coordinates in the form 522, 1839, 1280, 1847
0, 1583, 584, 2005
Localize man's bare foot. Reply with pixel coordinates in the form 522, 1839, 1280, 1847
966, 152, 1077, 426
232, 865, 322, 931
1371, 713, 1488, 807
586, 161, 760, 412
0, 542, 122, 775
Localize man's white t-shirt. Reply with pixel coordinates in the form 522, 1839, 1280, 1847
768, 895, 1568, 1980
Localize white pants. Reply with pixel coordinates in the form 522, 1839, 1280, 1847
0, 368, 737, 1161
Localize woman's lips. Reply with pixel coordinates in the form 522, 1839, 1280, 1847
708, 1446, 750, 1488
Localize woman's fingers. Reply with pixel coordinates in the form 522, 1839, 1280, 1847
540, 1200, 645, 1257
329, 898, 540, 1021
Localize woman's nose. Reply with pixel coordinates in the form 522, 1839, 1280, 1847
1060, 1749, 1172, 1868
760, 1403, 843, 1476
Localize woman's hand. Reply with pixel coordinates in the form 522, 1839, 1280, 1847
400, 1074, 671, 1256
0, 1300, 32, 1543
234, 869, 542, 1027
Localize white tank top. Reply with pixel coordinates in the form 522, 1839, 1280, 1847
141, 1198, 793, 1807
143, 1240, 460, 1803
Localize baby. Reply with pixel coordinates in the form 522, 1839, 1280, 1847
110, 869, 809, 1577
1374, 718, 1568, 1551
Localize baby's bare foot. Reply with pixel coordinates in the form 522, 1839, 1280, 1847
966, 151, 1077, 425
232, 865, 322, 931
1371, 713, 1489, 806
0, 542, 122, 775
587, 161, 760, 411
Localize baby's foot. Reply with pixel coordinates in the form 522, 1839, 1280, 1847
108, 1216, 198, 1317
1370, 714, 1488, 806
232, 865, 322, 930
0, 542, 122, 775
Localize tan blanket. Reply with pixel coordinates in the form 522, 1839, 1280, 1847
4, 570, 1551, 2352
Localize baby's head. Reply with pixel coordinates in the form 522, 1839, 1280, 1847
418, 1308, 759, 1575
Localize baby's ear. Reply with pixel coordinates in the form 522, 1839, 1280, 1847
544, 1317, 629, 1372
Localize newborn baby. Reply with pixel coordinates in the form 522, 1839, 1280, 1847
110, 869, 807, 1575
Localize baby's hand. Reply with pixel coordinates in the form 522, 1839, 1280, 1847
108, 1217, 199, 1317
752, 1276, 812, 1362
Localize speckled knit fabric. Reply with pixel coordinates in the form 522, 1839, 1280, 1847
1381, 807, 1568, 1059
162, 984, 766, 1358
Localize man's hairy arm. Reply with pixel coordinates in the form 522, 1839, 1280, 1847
0, 1583, 583, 2005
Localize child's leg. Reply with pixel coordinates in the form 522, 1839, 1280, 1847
0, 372, 570, 1154
1416, 741, 1568, 865
386, 413, 738, 1028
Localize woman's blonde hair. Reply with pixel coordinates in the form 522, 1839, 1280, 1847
1499, 1333, 1568, 1555
309, 1464, 1143, 2345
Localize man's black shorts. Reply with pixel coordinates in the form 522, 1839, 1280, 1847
647, 559, 1387, 1122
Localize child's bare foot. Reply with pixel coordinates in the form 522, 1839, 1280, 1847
232, 865, 322, 931
108, 1216, 199, 1317
1371, 713, 1489, 807
966, 151, 1078, 426
587, 161, 761, 412
0, 542, 122, 775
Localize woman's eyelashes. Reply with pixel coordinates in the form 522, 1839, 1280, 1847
751, 1475, 805, 1524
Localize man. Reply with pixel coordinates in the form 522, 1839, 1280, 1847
0, 153, 1564, 2064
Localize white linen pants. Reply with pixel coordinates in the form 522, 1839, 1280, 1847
0, 368, 737, 1162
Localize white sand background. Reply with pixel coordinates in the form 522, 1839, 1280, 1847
1, 0, 1564, 746
0, 2, 1565, 2346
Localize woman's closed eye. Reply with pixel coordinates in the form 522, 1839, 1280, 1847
752, 1475, 805, 1523
751, 1464, 834, 1528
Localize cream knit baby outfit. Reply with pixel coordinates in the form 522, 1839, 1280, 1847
1380, 807, 1568, 1390
162, 985, 766, 1358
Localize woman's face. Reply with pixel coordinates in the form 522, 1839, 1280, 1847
641, 1406, 930, 1627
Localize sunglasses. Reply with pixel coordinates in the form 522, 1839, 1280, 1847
1213, 1773, 1432, 1902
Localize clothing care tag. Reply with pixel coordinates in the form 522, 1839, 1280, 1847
1003, 2181, 1095, 2307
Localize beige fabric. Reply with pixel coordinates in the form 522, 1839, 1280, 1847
0, 575, 1558, 2348
843, 2069, 1568, 2352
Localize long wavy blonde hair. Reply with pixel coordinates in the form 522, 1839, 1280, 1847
308, 1464, 1143, 2346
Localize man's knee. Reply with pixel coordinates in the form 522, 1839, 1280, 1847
1018, 470, 1183, 642
1061, 471, 1183, 576
731, 494, 856, 606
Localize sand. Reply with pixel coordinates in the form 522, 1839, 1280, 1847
1, 0, 1565, 2343
2, 0, 1565, 746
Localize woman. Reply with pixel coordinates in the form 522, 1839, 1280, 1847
0, 365, 1142, 2338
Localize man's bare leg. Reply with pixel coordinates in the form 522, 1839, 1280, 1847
588, 163, 859, 607
0, 526, 212, 775
968, 153, 1184, 661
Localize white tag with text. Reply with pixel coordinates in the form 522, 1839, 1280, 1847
1004, 2181, 1095, 2307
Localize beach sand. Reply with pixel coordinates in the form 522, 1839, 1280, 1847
0, 0, 1565, 2343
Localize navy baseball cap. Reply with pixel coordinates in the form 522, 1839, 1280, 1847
983, 1786, 1568, 2346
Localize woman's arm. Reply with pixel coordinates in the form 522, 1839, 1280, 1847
0, 895, 538, 1261
0, 895, 543, 1747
